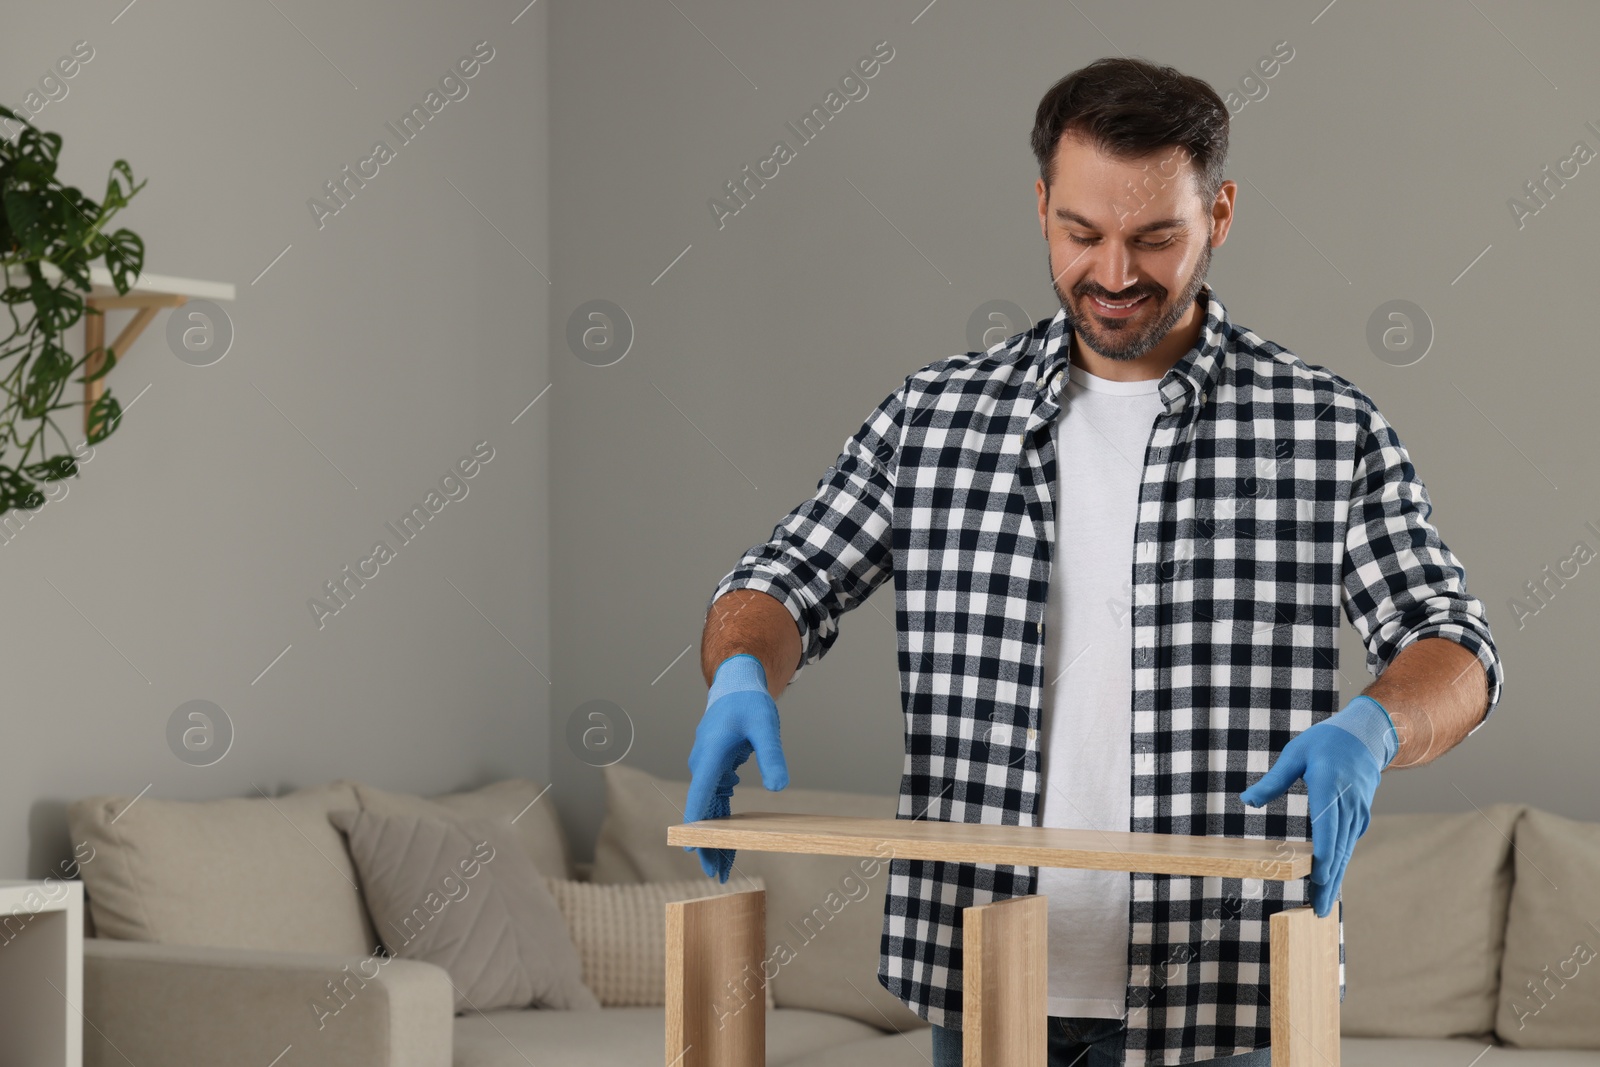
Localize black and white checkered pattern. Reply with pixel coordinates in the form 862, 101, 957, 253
708, 285, 1503, 1065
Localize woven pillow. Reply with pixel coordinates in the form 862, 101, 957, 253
545, 875, 773, 1010
592, 763, 918, 1030
330, 809, 599, 1014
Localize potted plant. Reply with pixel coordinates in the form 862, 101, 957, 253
0, 104, 145, 517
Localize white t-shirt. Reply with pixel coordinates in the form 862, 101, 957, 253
1036, 359, 1165, 1018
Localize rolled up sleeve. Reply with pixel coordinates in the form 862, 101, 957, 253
1340, 391, 1505, 727
708, 380, 905, 681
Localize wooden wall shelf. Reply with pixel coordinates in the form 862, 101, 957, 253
82, 268, 235, 436
5, 265, 236, 436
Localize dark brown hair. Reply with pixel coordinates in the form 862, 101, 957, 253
1031, 57, 1229, 208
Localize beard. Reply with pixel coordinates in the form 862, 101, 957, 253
1048, 236, 1212, 362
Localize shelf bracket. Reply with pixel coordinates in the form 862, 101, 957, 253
83, 291, 188, 437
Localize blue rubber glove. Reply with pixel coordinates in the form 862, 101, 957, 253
683, 654, 789, 883
1239, 695, 1398, 917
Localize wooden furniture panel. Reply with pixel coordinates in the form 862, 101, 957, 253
664, 888, 765, 1067
962, 894, 1048, 1067
1270, 905, 1341, 1067
668, 811, 1309, 880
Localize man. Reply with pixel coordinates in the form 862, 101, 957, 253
686, 56, 1503, 1067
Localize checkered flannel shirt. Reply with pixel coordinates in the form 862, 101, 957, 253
708, 284, 1504, 1065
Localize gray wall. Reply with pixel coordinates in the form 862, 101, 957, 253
3, 0, 1594, 881
549, 0, 1599, 863
1, 0, 550, 877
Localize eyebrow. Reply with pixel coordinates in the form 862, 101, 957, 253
1053, 207, 1187, 236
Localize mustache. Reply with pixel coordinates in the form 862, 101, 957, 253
1078, 287, 1160, 302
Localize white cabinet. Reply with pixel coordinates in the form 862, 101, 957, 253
0, 880, 83, 1067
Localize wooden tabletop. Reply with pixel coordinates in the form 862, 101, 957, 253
667, 812, 1310, 880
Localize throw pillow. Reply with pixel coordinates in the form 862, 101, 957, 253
1496, 808, 1600, 1047
352, 779, 572, 881
66, 781, 376, 955
545, 874, 773, 1010
1339, 804, 1523, 1038
329, 809, 599, 1014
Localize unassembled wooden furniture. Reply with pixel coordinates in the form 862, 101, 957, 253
666, 813, 1336, 1067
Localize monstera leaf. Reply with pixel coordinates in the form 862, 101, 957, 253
0, 105, 145, 515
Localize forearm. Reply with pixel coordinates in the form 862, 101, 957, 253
1364, 636, 1489, 768
701, 589, 802, 699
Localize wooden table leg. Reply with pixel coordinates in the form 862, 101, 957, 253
962, 894, 1047, 1067
665, 888, 766, 1067
1269, 906, 1339, 1067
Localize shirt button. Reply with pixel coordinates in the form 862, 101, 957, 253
1028, 727, 1037, 743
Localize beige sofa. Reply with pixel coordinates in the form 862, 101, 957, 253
64, 767, 1600, 1065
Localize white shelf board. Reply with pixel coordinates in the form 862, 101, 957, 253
5, 264, 234, 302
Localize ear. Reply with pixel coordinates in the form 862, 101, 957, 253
1208, 179, 1238, 246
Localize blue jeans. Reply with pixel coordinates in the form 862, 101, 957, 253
930, 1016, 1273, 1067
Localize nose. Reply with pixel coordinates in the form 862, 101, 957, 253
1086, 241, 1141, 297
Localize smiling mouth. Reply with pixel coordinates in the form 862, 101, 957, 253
1085, 293, 1151, 316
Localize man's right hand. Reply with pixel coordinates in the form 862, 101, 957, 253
683, 654, 789, 882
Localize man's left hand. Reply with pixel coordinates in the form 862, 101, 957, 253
1239, 695, 1399, 917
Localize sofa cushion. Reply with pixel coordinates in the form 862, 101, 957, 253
544, 874, 773, 1009
1338, 803, 1523, 1038
1337, 1037, 1534, 1066
781, 1026, 936, 1067
331, 809, 598, 1014
1496, 807, 1600, 1047
66, 781, 377, 955
353, 779, 571, 881
453, 1004, 892, 1067
592, 763, 922, 1032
